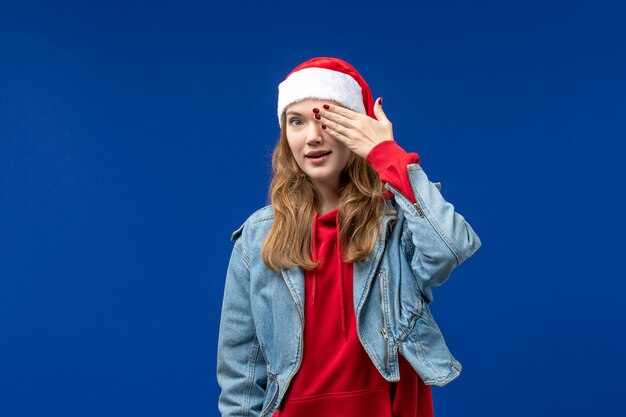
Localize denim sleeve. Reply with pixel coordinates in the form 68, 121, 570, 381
217, 238, 267, 417
386, 163, 481, 303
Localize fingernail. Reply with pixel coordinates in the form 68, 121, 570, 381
315, 114, 321, 120
321, 124, 327, 129
312, 108, 319, 113
323, 104, 330, 110
378, 97, 383, 105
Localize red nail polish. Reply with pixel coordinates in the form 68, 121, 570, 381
378, 97, 383, 105
315, 114, 321, 120
321, 124, 326, 129
323, 104, 330, 110
312, 108, 319, 113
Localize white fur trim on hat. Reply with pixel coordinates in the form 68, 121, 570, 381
277, 67, 365, 127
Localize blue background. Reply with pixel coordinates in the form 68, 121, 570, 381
2, 0, 625, 416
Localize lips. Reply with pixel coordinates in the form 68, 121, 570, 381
305, 150, 332, 159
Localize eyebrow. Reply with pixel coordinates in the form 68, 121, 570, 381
285, 110, 305, 117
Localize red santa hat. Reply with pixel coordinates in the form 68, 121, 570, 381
277, 57, 376, 128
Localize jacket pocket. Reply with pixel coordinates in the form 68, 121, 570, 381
260, 372, 279, 417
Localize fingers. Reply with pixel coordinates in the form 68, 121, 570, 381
319, 120, 353, 151
318, 100, 390, 128
321, 103, 357, 120
317, 105, 356, 130
318, 116, 351, 142
315, 102, 373, 142
373, 97, 390, 124
320, 120, 374, 159
313, 100, 390, 159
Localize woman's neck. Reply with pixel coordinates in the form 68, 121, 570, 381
313, 181, 341, 215
318, 200, 339, 216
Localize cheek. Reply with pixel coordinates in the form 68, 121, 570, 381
340, 153, 351, 170
336, 144, 352, 166
285, 139, 300, 160
286, 131, 304, 152
285, 136, 306, 171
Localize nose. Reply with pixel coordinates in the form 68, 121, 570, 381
305, 121, 324, 145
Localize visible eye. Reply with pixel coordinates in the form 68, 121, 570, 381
288, 117, 303, 126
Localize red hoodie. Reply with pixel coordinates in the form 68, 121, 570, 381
273, 141, 434, 417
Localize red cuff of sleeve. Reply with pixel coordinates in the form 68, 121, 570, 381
366, 140, 420, 171
365, 140, 420, 203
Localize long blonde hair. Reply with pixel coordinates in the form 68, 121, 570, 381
261, 113, 386, 271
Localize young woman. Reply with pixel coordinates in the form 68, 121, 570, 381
217, 57, 481, 417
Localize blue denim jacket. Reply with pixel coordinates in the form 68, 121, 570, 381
217, 163, 481, 417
